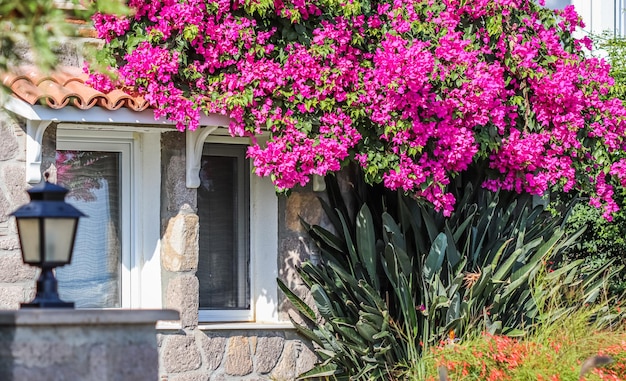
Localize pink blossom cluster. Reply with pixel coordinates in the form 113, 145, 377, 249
92, 13, 130, 43
91, 0, 626, 217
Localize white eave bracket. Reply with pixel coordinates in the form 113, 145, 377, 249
186, 126, 218, 188
25, 120, 52, 184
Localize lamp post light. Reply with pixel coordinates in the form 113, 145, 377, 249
10, 180, 85, 308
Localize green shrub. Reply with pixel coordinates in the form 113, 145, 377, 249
559, 201, 626, 296
279, 174, 620, 380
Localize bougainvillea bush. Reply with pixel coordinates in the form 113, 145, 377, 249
92, 0, 626, 217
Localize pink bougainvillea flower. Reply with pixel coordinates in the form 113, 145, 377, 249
90, 0, 626, 217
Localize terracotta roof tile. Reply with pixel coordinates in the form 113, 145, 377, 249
1, 66, 149, 112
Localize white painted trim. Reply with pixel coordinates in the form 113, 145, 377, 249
251, 174, 279, 323
137, 132, 163, 308
186, 127, 254, 188
199, 309, 254, 322
5, 97, 231, 127
5, 98, 231, 189
197, 322, 294, 330
156, 321, 295, 331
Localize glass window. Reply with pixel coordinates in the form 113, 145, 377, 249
55, 151, 122, 308
544, 0, 571, 9
197, 144, 250, 312
49, 127, 162, 310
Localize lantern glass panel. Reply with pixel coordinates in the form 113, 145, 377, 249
43, 218, 77, 264
16, 218, 41, 263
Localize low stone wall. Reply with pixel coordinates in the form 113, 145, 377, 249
0, 309, 178, 381
158, 329, 317, 381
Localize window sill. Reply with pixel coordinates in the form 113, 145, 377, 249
156, 321, 296, 331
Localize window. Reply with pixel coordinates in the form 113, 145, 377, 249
196, 136, 278, 323
52, 126, 162, 309
544, 0, 570, 9
198, 144, 249, 319
56, 150, 123, 308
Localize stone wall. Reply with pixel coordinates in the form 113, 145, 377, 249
0, 309, 177, 381
0, 111, 36, 309
158, 330, 317, 381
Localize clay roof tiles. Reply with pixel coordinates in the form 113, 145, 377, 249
1, 66, 149, 112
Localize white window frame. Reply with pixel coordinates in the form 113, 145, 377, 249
56, 124, 162, 309
198, 134, 279, 323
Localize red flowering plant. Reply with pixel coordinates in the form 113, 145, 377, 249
91, 0, 626, 217
424, 330, 626, 381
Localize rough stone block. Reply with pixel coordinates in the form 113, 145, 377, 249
285, 192, 323, 232
270, 341, 298, 381
53, 41, 80, 67
0, 254, 37, 283
198, 333, 226, 371
0, 119, 19, 161
295, 340, 318, 376
163, 138, 196, 213
0, 237, 19, 251
0, 192, 10, 224
255, 336, 285, 374
162, 333, 202, 374
162, 210, 199, 273
1, 164, 29, 206
0, 284, 30, 310
224, 336, 253, 376
165, 275, 199, 329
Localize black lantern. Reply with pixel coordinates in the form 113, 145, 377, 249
10, 181, 85, 308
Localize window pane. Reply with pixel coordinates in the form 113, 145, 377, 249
543, 0, 570, 9
198, 145, 249, 310
55, 151, 122, 308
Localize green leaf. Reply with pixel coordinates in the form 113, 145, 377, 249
309, 224, 346, 254
356, 318, 381, 342
423, 233, 447, 280
357, 205, 379, 290
338, 211, 359, 268
277, 278, 316, 323
297, 363, 341, 379
312, 284, 336, 319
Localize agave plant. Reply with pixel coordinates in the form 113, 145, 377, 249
280, 173, 619, 380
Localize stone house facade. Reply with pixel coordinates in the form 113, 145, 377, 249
0, 40, 326, 380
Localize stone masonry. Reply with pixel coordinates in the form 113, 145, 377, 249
0, 309, 177, 381
157, 330, 317, 381
0, 111, 36, 310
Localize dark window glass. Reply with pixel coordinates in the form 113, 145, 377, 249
198, 144, 250, 309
